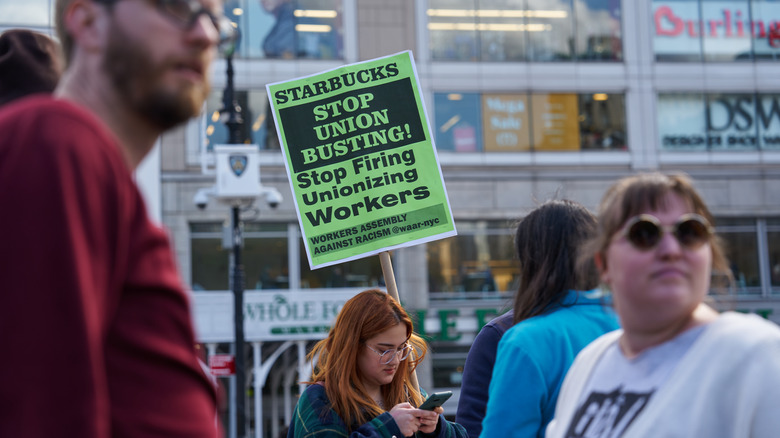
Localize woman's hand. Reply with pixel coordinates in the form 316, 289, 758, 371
389, 403, 442, 436
389, 403, 420, 437
417, 406, 442, 434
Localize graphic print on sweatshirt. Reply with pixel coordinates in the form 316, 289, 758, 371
564, 387, 653, 438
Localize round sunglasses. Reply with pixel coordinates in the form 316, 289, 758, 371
621, 213, 714, 251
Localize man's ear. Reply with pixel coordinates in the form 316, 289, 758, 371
63, 0, 107, 54
595, 252, 609, 285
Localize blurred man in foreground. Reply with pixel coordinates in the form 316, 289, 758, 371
0, 0, 235, 436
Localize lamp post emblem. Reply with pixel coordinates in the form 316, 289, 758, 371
229, 154, 248, 177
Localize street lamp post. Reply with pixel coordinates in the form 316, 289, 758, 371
222, 41, 247, 438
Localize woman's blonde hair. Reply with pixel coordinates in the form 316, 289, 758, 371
306, 289, 427, 430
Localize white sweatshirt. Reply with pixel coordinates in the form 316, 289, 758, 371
547, 312, 780, 438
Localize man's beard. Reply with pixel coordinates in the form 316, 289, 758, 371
102, 23, 210, 130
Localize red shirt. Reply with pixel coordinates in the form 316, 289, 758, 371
0, 97, 219, 437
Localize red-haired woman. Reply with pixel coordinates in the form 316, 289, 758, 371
287, 289, 467, 438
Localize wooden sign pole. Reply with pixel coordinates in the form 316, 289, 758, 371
379, 251, 420, 392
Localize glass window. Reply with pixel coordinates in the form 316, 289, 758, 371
482, 93, 531, 151
435, 91, 627, 152
701, 0, 752, 61
191, 223, 230, 290
751, 0, 780, 60
244, 223, 290, 290
574, 0, 623, 61
705, 94, 759, 150
226, 0, 342, 59
530, 93, 580, 150
658, 93, 780, 150
658, 93, 709, 150
299, 243, 384, 288
718, 218, 761, 295
769, 218, 780, 294
433, 92, 483, 152
428, 0, 619, 62
758, 94, 780, 149
428, 0, 480, 61
578, 92, 627, 150
191, 223, 290, 290
526, 0, 573, 61
205, 89, 277, 150
476, 0, 527, 62
0, 0, 52, 27
427, 221, 518, 297
431, 346, 469, 388
652, 0, 704, 61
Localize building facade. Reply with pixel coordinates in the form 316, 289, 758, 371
3, 1, 780, 437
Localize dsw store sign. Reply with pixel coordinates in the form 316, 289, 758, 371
657, 94, 780, 149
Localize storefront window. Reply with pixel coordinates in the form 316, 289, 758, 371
434, 91, 626, 152
428, 0, 480, 61
427, 221, 518, 297
769, 218, 780, 294
653, 0, 780, 62
191, 223, 290, 290
431, 346, 469, 388
706, 93, 759, 150
718, 218, 761, 295
701, 0, 752, 61
758, 94, 780, 149
527, 0, 573, 61
653, 0, 704, 61
658, 93, 780, 150
205, 89, 277, 150
574, 0, 623, 61
299, 241, 384, 288
751, 0, 780, 60
434, 93, 483, 152
225, 0, 343, 60
191, 223, 230, 290
428, 0, 621, 62
579, 92, 627, 149
191, 222, 381, 291
658, 93, 708, 150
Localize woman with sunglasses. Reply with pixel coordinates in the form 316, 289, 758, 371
288, 289, 468, 438
546, 172, 780, 438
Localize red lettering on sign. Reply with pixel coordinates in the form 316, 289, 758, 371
208, 354, 236, 376
655, 6, 683, 36
653, 4, 779, 49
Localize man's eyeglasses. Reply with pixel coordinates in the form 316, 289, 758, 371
96, 0, 238, 47
365, 344, 413, 365
621, 213, 714, 251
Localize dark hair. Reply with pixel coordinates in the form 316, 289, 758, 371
512, 199, 599, 324
0, 29, 62, 105
583, 172, 730, 278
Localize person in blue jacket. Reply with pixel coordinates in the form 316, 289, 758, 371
456, 199, 619, 438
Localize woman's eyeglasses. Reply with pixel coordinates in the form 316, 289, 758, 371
366, 344, 413, 365
621, 213, 714, 251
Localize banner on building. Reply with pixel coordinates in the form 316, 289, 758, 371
267, 51, 457, 269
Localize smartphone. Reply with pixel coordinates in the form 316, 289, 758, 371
418, 391, 453, 410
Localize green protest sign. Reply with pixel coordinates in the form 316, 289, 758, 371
267, 51, 456, 269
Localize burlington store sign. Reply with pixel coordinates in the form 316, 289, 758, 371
653, 1, 780, 57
